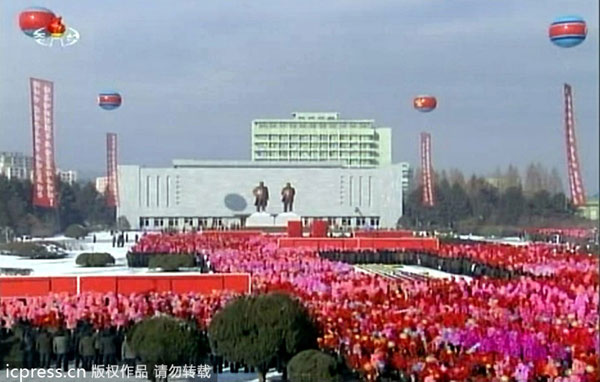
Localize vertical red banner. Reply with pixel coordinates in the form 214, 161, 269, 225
563, 84, 586, 207
420, 132, 434, 207
30, 78, 57, 208
106, 133, 119, 207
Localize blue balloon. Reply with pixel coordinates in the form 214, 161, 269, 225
549, 15, 587, 48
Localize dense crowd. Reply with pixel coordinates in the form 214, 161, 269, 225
525, 228, 597, 240
1, 323, 134, 371
2, 232, 599, 381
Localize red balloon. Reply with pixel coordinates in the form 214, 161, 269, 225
47, 17, 66, 37
19, 7, 56, 37
413, 96, 437, 113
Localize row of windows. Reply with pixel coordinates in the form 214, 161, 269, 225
254, 151, 378, 157
254, 134, 375, 141
253, 157, 377, 166
255, 143, 378, 149
254, 122, 373, 129
140, 217, 225, 228
140, 216, 380, 228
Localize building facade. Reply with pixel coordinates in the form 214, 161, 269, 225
577, 198, 599, 221
251, 112, 392, 168
0, 152, 33, 180
57, 169, 78, 185
118, 160, 404, 230
399, 162, 411, 195
95, 176, 108, 194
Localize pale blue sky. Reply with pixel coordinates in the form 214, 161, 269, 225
0, 0, 598, 193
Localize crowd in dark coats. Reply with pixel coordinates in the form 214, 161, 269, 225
319, 250, 522, 279
1, 320, 133, 371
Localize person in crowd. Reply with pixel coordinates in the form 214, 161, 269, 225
21, 327, 35, 368
78, 330, 96, 371
121, 334, 136, 367
100, 328, 117, 366
93, 328, 102, 365
36, 328, 52, 369
53, 329, 69, 371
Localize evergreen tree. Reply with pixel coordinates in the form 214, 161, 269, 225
208, 293, 318, 382
0, 176, 113, 236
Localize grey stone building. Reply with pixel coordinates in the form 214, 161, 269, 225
117, 160, 404, 229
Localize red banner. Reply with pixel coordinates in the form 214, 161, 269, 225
420, 132, 434, 207
106, 133, 119, 207
30, 78, 57, 208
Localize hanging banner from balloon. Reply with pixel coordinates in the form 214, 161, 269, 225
563, 84, 586, 207
106, 133, 119, 208
30, 78, 58, 208
420, 132, 434, 207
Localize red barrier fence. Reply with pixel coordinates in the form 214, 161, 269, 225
353, 230, 414, 238
0, 274, 251, 298
277, 237, 439, 251
197, 230, 265, 238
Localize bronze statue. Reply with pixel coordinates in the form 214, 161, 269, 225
253, 181, 269, 212
281, 182, 296, 212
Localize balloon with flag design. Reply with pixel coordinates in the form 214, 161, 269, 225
98, 92, 122, 111
549, 15, 587, 48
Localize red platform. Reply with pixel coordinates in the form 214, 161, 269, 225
354, 230, 414, 238
287, 221, 303, 237
310, 220, 329, 238
0, 274, 251, 298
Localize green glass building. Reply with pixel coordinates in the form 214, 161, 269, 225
251, 112, 392, 168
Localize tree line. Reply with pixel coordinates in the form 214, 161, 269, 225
401, 164, 583, 231
0, 176, 114, 237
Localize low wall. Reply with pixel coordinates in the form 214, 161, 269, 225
353, 230, 414, 238
0, 274, 251, 298
277, 237, 439, 251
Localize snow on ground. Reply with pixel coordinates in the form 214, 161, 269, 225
356, 264, 472, 282
457, 234, 530, 246
1, 231, 143, 276
398, 264, 472, 281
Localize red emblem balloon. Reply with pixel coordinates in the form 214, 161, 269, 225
413, 96, 437, 113
47, 17, 66, 38
18, 7, 56, 37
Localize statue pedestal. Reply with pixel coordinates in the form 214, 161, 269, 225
245, 212, 275, 227
274, 212, 301, 227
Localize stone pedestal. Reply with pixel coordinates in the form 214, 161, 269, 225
245, 212, 275, 227
274, 212, 301, 227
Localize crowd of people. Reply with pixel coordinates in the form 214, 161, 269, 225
1, 232, 598, 381
1, 321, 135, 371
524, 228, 597, 240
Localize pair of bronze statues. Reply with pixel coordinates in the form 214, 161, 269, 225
253, 181, 295, 212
